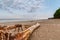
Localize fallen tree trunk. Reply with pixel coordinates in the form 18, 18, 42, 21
14, 23, 40, 40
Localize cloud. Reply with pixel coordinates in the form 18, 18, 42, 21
0, 0, 45, 13
0, 0, 47, 19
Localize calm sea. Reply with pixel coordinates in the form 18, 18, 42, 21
0, 18, 46, 23
0, 19, 34, 23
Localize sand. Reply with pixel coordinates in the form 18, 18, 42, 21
30, 19, 60, 40
0, 19, 60, 40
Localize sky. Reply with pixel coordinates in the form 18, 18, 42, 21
0, 0, 60, 20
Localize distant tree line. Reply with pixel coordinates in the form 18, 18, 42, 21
54, 8, 60, 19
49, 8, 60, 19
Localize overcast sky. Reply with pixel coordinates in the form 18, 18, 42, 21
0, 0, 60, 20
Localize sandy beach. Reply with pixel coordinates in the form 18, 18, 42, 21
0, 19, 60, 40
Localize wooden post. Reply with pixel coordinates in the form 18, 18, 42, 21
1, 31, 4, 40
8, 33, 9, 40
1, 33, 3, 40
15, 24, 23, 32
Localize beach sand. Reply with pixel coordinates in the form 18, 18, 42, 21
0, 19, 60, 40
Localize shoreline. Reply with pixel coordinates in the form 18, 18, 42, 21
0, 19, 60, 26
0, 20, 38, 26
0, 19, 47, 25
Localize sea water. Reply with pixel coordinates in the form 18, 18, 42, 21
0, 19, 34, 23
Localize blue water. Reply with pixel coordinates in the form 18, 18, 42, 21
0, 20, 22, 23
0, 18, 46, 23
0, 19, 34, 23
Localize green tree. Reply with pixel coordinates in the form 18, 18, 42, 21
54, 8, 60, 18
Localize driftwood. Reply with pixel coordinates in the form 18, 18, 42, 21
14, 23, 40, 40
0, 23, 40, 40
